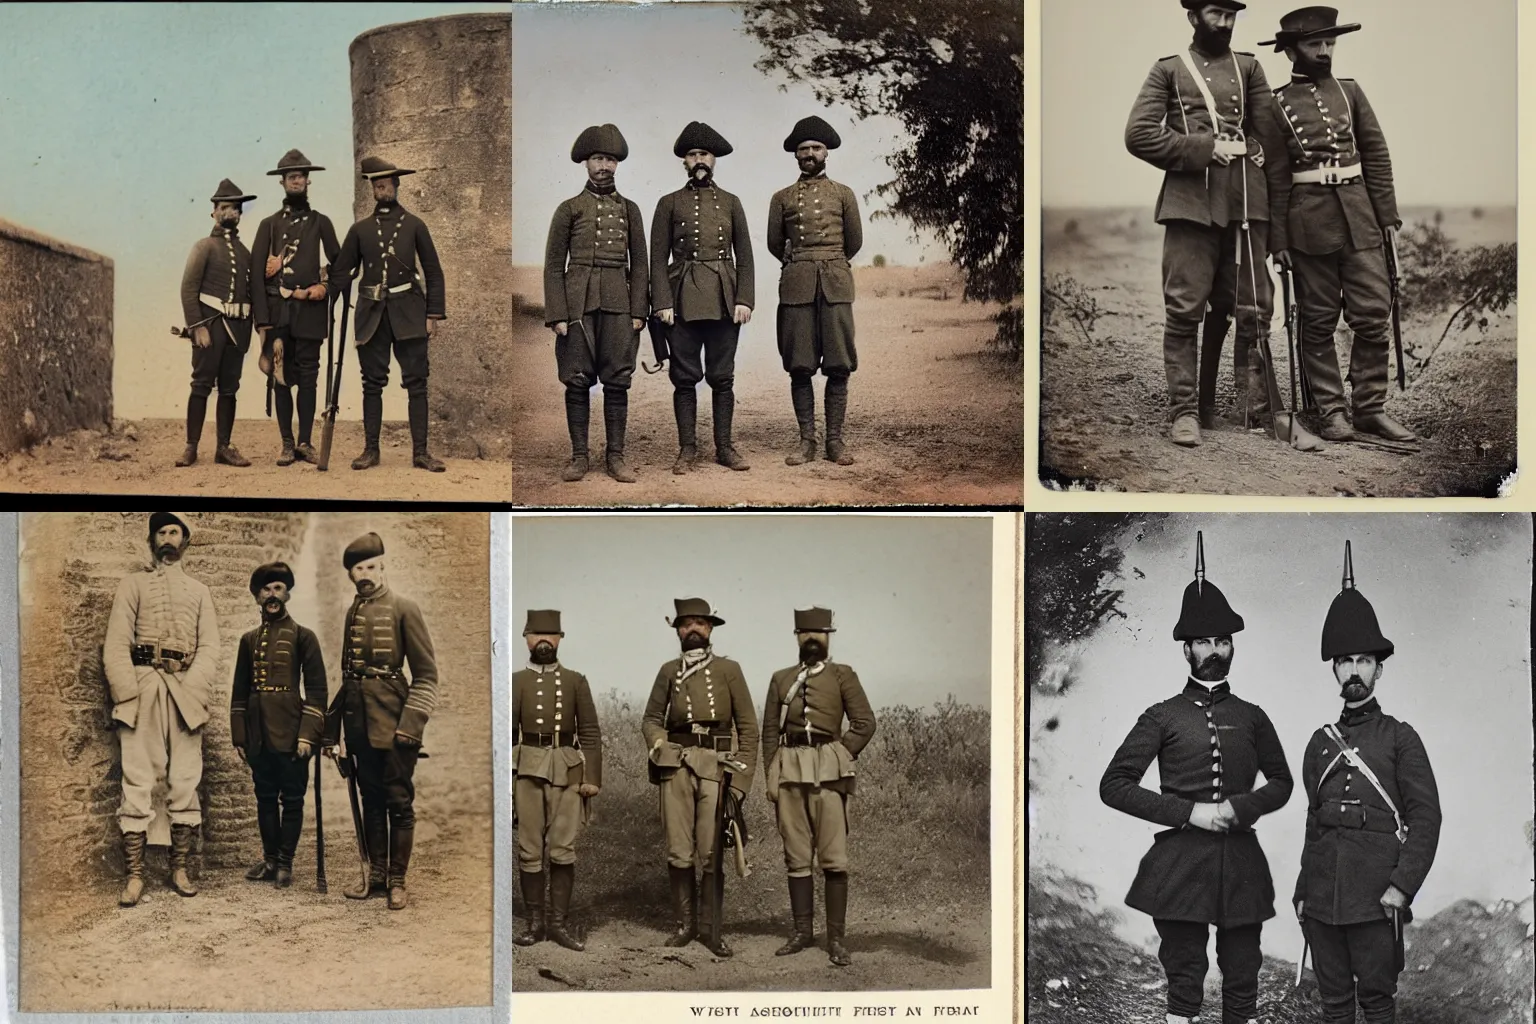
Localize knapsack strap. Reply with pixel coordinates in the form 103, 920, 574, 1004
1323, 722, 1408, 843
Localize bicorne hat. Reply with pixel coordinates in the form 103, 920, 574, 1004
782, 115, 842, 153
674, 121, 733, 158
572, 124, 629, 163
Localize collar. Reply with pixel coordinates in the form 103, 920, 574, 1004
681, 645, 713, 666
153, 560, 186, 577
797, 170, 827, 182
1339, 697, 1381, 726
354, 582, 391, 603
528, 659, 562, 674
1291, 71, 1336, 86
585, 180, 617, 197
1191, 38, 1233, 61
798, 660, 827, 676
260, 610, 293, 628
210, 226, 239, 239
1182, 677, 1231, 704
686, 178, 716, 192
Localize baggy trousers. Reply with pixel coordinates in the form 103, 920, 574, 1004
117, 674, 203, 834
1305, 916, 1401, 1024
515, 775, 585, 872
1291, 244, 1394, 418
773, 783, 849, 876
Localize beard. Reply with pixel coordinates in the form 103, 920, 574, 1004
354, 578, 377, 596
798, 639, 827, 664
216, 214, 240, 230
530, 641, 558, 665
1189, 650, 1232, 682
689, 162, 713, 185
1293, 52, 1333, 79
680, 630, 709, 652
155, 543, 182, 564
1194, 22, 1234, 55
260, 596, 287, 621
1341, 675, 1373, 702
798, 154, 826, 176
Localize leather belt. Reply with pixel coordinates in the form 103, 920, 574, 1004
668, 729, 734, 750
1292, 162, 1363, 185
130, 644, 187, 667
358, 282, 414, 302
781, 731, 834, 748
1316, 800, 1399, 834
522, 732, 577, 748
251, 685, 291, 693
200, 294, 250, 319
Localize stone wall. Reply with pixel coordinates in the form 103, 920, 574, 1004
0, 220, 114, 454
350, 14, 513, 461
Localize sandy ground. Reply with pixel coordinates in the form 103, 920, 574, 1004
1040, 207, 1517, 497
0, 419, 511, 501
508, 264, 1023, 506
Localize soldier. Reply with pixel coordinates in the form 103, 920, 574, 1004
642, 598, 760, 956
321, 532, 440, 910
760, 607, 877, 968
650, 121, 756, 474
1099, 533, 1293, 1024
768, 116, 864, 466
329, 156, 449, 473
1293, 541, 1441, 1024
513, 609, 603, 951
1265, 8, 1416, 444
102, 513, 221, 907
544, 124, 649, 484
1126, 2, 1320, 450
251, 149, 341, 467
231, 561, 327, 888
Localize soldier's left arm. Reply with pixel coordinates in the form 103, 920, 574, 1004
838, 666, 877, 758
625, 198, 650, 321
1226, 706, 1294, 826
394, 596, 441, 744
319, 215, 341, 291
1389, 722, 1442, 900
840, 184, 864, 261
1348, 81, 1401, 231
416, 219, 447, 320
297, 626, 329, 747
575, 673, 603, 787
185, 584, 223, 706
1246, 59, 1292, 252
726, 666, 760, 795
731, 194, 755, 309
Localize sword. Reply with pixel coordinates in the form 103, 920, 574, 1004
314, 747, 327, 893
1295, 928, 1308, 988
709, 757, 749, 953
338, 747, 371, 894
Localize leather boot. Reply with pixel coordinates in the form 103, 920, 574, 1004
515, 870, 546, 945
1170, 414, 1202, 447
352, 392, 382, 470
276, 797, 303, 888
785, 374, 817, 466
664, 865, 697, 947
603, 386, 636, 483
775, 874, 816, 955
1354, 411, 1417, 442
387, 824, 413, 910
120, 830, 147, 907
824, 869, 851, 966
346, 811, 389, 899
214, 395, 250, 466
563, 387, 591, 481
276, 439, 297, 467
673, 387, 698, 474
824, 374, 854, 465
713, 388, 749, 470
169, 823, 199, 897
1319, 409, 1353, 441
297, 381, 317, 451
178, 395, 207, 467
546, 862, 585, 951
409, 390, 446, 472
274, 384, 296, 459
700, 872, 733, 957
247, 800, 280, 881
1197, 310, 1232, 429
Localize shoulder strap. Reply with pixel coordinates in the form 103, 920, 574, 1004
1323, 723, 1408, 842
1177, 50, 1227, 132
778, 673, 809, 734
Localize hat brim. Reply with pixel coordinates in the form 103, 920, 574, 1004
1261, 23, 1361, 48
1184, 1, 1246, 10
668, 614, 727, 627
794, 627, 837, 633
212, 194, 258, 204
267, 165, 325, 175
522, 629, 566, 637
362, 168, 417, 180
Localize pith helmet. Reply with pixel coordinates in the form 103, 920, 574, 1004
1172, 531, 1246, 640
1321, 540, 1394, 660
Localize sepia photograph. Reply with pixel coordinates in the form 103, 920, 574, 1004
0, 3, 512, 500
510, 514, 1013, 999
1026, 512, 1534, 1023
1039, 1, 1517, 497
508, 0, 1023, 506
12, 511, 495, 1013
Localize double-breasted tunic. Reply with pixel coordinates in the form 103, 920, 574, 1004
513, 662, 602, 871
181, 226, 255, 350
329, 202, 446, 346
250, 202, 341, 341
230, 614, 327, 756
650, 182, 755, 321
767, 173, 863, 375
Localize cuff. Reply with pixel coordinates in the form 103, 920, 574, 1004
396, 707, 430, 743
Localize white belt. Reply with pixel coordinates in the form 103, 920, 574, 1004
1214, 138, 1248, 158
200, 294, 250, 319
359, 281, 415, 301
1292, 163, 1363, 185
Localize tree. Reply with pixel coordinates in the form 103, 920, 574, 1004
742, 0, 1023, 356
1394, 220, 1517, 370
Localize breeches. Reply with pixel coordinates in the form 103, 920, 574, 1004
778, 296, 857, 376
669, 318, 740, 390
190, 319, 248, 398
358, 318, 430, 398
351, 738, 420, 829
1291, 244, 1394, 416
1306, 916, 1401, 1024
660, 767, 723, 871
774, 783, 849, 875
515, 776, 585, 872
1153, 918, 1263, 1023
558, 311, 639, 391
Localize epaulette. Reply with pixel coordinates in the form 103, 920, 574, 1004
1158, 54, 1176, 62
1235, 50, 1255, 56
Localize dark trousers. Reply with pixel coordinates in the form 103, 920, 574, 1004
1153, 918, 1263, 1023
249, 747, 310, 866
352, 737, 420, 830
1292, 244, 1394, 418
357, 318, 430, 400
1305, 917, 1401, 1024
669, 318, 739, 390
777, 296, 857, 376
557, 310, 639, 391
270, 328, 324, 444
189, 319, 247, 398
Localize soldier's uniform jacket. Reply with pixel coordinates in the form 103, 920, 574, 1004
102, 564, 222, 732
543, 186, 649, 326
642, 653, 760, 794
250, 203, 341, 339
512, 663, 603, 788
1268, 76, 1399, 256
649, 181, 756, 320
766, 173, 863, 306
1125, 45, 1289, 233
230, 614, 327, 756
329, 202, 447, 346
1100, 680, 1293, 926
1293, 699, 1441, 926
322, 585, 439, 750
760, 661, 876, 796
180, 226, 254, 349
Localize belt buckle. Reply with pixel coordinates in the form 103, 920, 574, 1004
690, 723, 710, 736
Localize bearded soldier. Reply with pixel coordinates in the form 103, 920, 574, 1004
760, 607, 876, 968
544, 124, 649, 483
513, 610, 603, 951
1100, 533, 1293, 1024
102, 513, 221, 907
251, 149, 341, 467
321, 533, 440, 910
328, 156, 448, 473
650, 121, 755, 474
768, 116, 863, 466
231, 561, 327, 888
1265, 8, 1416, 445
177, 179, 257, 468
642, 598, 759, 956
1293, 542, 1441, 1024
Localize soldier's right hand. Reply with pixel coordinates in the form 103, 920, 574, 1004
322, 745, 339, 762
1187, 802, 1230, 832
1295, 899, 1305, 922
554, 321, 569, 337
265, 255, 282, 279
1273, 249, 1293, 272
192, 325, 212, 349
657, 308, 675, 327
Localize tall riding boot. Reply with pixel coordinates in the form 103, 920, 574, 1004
603, 386, 636, 483
824, 375, 854, 464
178, 395, 207, 467
275, 797, 304, 888
346, 811, 389, 899
119, 831, 147, 907
824, 869, 851, 966
352, 392, 382, 470
672, 387, 698, 473
713, 387, 749, 470
295, 381, 318, 461
246, 800, 281, 881
387, 824, 413, 910
409, 390, 445, 472
274, 385, 297, 464
546, 862, 585, 951
700, 871, 733, 957
664, 865, 697, 947
775, 874, 817, 955
785, 374, 817, 465
1198, 310, 1232, 429
515, 870, 546, 945
563, 388, 591, 481
214, 395, 250, 466
169, 823, 199, 897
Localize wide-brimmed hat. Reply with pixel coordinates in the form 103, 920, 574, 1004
1182, 0, 1247, 11
668, 597, 725, 627
343, 532, 385, 570
674, 121, 733, 158
783, 115, 841, 153
793, 607, 837, 633
1260, 6, 1361, 50
148, 512, 190, 543
572, 124, 629, 163
523, 609, 564, 636
249, 561, 296, 597
210, 178, 257, 204
1321, 540, 1394, 660
1172, 531, 1246, 640
268, 148, 325, 176
360, 156, 417, 181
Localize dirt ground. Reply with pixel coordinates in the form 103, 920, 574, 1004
0, 419, 511, 501
508, 264, 1023, 506
1040, 206, 1517, 497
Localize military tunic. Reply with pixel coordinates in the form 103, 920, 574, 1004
250, 199, 341, 341
767, 173, 862, 375
180, 226, 254, 398
513, 663, 602, 872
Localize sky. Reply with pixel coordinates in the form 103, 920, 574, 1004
510, 515, 994, 710
1041, 0, 1517, 208
510, 2, 948, 267
1028, 512, 1534, 960
0, 1, 507, 420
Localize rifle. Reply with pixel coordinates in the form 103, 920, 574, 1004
169, 313, 221, 341
314, 748, 328, 893
707, 757, 749, 954
1280, 265, 1316, 412
317, 284, 352, 472
1384, 229, 1407, 391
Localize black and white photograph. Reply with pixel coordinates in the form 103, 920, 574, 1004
1026, 512, 1535, 1023
0, 4, 511, 501
1039, 1, 1517, 497
510, 514, 1015, 1005
507, 0, 1023, 506
13, 512, 495, 1013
